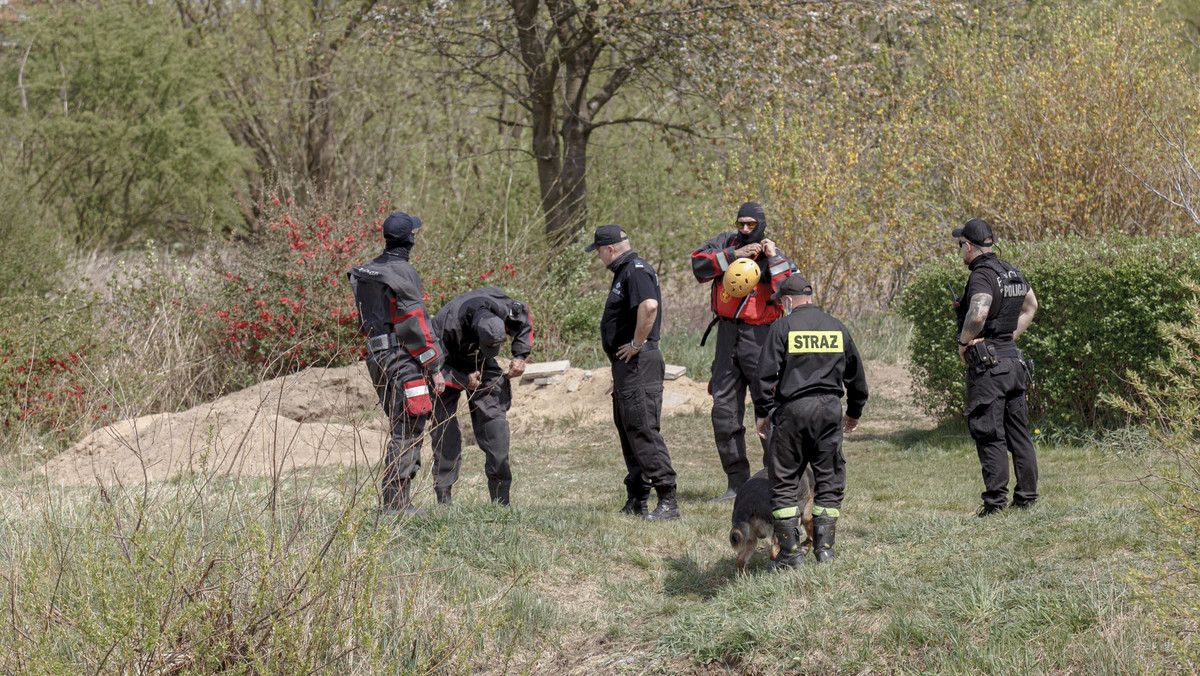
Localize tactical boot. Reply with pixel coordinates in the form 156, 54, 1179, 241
619, 495, 649, 517
381, 482, 427, 517
489, 479, 511, 506
976, 503, 1005, 518
812, 513, 837, 563
768, 516, 805, 571
646, 485, 681, 521
436, 487, 452, 506
708, 472, 749, 503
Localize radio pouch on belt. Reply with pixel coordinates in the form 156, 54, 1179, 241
402, 379, 433, 416
970, 342, 999, 371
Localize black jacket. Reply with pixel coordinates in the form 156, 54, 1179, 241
431, 287, 533, 372
751, 305, 868, 419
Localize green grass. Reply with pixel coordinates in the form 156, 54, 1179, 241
0, 365, 1165, 673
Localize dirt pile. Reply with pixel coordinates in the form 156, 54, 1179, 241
40, 360, 711, 486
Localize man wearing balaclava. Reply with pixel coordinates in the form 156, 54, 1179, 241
691, 201, 798, 502
348, 211, 447, 517
428, 287, 533, 506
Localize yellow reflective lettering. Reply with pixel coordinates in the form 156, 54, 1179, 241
787, 331, 844, 353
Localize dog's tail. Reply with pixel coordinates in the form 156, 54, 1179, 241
729, 524, 750, 549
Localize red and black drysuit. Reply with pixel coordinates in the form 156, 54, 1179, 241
348, 244, 444, 511
429, 287, 533, 505
691, 213, 796, 492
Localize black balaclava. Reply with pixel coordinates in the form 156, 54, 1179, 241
382, 211, 422, 259
735, 202, 767, 246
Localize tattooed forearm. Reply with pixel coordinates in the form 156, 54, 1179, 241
960, 293, 992, 340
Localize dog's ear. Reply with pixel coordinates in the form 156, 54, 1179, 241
770, 539, 781, 561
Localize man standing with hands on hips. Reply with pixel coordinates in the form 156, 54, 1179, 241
752, 274, 868, 568
952, 218, 1039, 517
587, 224, 680, 521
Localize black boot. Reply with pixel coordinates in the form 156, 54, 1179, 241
812, 514, 837, 563
436, 486, 452, 506
646, 485, 681, 521
708, 471, 749, 503
382, 482, 426, 517
489, 479, 511, 506
768, 516, 804, 571
619, 491, 650, 517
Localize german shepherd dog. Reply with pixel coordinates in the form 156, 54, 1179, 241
729, 467, 815, 574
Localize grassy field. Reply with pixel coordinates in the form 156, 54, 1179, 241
0, 351, 1166, 673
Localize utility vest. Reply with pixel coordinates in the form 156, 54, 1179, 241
957, 256, 1029, 340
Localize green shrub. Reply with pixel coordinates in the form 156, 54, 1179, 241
5, 1, 247, 245
1105, 288, 1200, 668
899, 235, 1200, 426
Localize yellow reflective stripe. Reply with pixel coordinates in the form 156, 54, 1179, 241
772, 506, 799, 519
813, 506, 840, 518
787, 330, 842, 353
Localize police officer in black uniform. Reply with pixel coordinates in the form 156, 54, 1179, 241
429, 287, 534, 506
953, 218, 1039, 517
348, 211, 446, 516
586, 224, 680, 521
752, 274, 868, 567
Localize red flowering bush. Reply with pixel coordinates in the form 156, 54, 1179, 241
0, 298, 117, 444
202, 193, 390, 378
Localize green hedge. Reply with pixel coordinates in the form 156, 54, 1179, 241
898, 235, 1200, 426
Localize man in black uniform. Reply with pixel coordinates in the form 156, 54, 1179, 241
692, 202, 797, 502
348, 211, 446, 516
953, 218, 1039, 517
752, 274, 868, 567
429, 287, 533, 506
586, 224, 680, 521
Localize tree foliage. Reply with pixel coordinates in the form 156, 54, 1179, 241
3, 1, 248, 245
725, 2, 1197, 317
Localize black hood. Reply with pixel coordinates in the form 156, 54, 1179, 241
735, 201, 767, 245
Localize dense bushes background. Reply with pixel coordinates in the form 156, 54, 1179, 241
900, 235, 1200, 426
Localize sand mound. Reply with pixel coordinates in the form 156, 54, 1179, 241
40, 360, 712, 486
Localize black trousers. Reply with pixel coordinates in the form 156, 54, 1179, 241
366, 351, 429, 509
966, 359, 1038, 508
768, 394, 846, 514
610, 346, 676, 498
710, 319, 772, 485
429, 359, 512, 494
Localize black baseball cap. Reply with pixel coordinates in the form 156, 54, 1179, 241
474, 313, 506, 359
952, 218, 994, 247
771, 273, 813, 300
383, 211, 422, 248
584, 224, 628, 252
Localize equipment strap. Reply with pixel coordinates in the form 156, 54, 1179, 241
366, 333, 398, 354
699, 315, 719, 347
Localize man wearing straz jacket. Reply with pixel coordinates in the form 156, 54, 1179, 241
752, 274, 868, 568
692, 201, 797, 502
429, 287, 533, 506
348, 211, 446, 517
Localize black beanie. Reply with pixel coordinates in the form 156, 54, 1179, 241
736, 202, 767, 245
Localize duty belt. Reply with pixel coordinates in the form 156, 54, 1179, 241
366, 333, 398, 355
